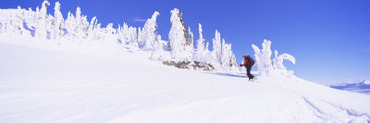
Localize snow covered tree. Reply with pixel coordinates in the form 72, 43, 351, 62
212, 30, 222, 65
204, 29, 238, 71
53, 1, 64, 40
65, 11, 75, 39
252, 39, 274, 75
86, 16, 98, 41
21, 7, 38, 37
3, 6, 37, 37
185, 27, 194, 60
127, 25, 138, 47
92, 23, 103, 42
168, 8, 193, 62
137, 27, 143, 45
196, 24, 205, 53
117, 23, 138, 47
34, 0, 50, 38
74, 7, 83, 40
103, 23, 116, 45
6, 6, 25, 36
138, 11, 160, 50
272, 50, 296, 74
75, 7, 89, 40
194, 23, 211, 63
151, 35, 169, 61
221, 39, 238, 71
64, 7, 89, 41
252, 39, 296, 76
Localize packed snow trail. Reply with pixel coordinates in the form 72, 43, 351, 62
0, 39, 369, 122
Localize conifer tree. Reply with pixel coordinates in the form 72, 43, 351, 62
168, 8, 193, 62
53, 1, 64, 40
35, 0, 50, 38
138, 11, 160, 50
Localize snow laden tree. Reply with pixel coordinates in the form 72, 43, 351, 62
252, 39, 273, 75
102, 23, 117, 46
21, 7, 38, 36
117, 23, 138, 47
6, 6, 25, 36
210, 30, 237, 71
85, 16, 107, 44
221, 39, 238, 72
150, 35, 169, 61
86, 16, 98, 41
272, 50, 296, 74
212, 30, 222, 65
53, 1, 64, 40
194, 23, 210, 63
252, 39, 296, 76
168, 8, 193, 62
65, 11, 76, 40
187, 26, 194, 56
0, 0, 51, 37
75, 7, 89, 41
34, 0, 50, 38
138, 11, 160, 50
65, 7, 89, 41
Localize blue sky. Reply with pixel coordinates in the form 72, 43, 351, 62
1, 0, 369, 84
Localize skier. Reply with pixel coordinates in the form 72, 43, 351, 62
240, 55, 255, 80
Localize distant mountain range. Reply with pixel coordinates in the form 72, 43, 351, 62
330, 80, 370, 94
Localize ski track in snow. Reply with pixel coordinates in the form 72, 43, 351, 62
0, 37, 370, 123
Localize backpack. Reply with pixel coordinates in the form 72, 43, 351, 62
246, 55, 255, 66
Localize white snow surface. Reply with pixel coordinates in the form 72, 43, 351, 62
1, 36, 370, 123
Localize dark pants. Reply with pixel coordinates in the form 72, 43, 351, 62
246, 65, 254, 79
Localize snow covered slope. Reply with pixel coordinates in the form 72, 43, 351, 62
1, 37, 370, 123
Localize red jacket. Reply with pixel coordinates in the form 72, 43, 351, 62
240, 58, 248, 67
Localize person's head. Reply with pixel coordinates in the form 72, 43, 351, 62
243, 55, 247, 58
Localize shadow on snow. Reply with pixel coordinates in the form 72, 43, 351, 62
209, 72, 248, 78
